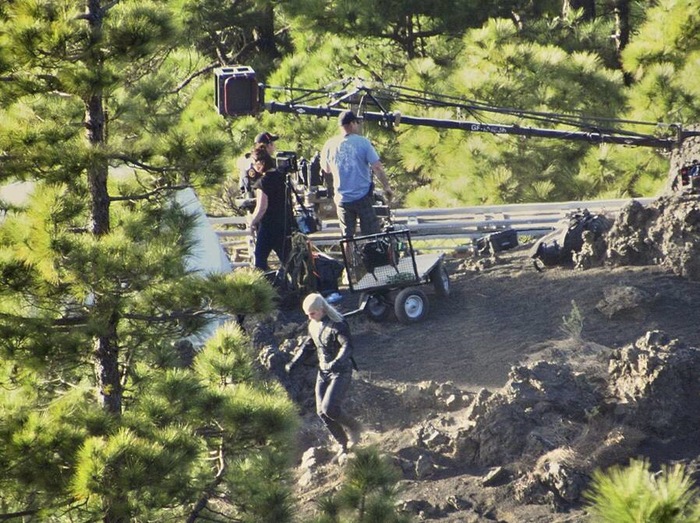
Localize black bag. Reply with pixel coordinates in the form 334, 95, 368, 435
530, 209, 611, 269
475, 228, 518, 255
361, 237, 399, 278
312, 253, 344, 294
296, 210, 318, 234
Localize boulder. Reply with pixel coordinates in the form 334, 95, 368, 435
608, 330, 700, 436
454, 361, 601, 467
596, 285, 655, 319
606, 195, 700, 280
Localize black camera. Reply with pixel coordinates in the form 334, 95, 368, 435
276, 151, 298, 175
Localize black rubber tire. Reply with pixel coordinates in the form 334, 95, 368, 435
430, 260, 451, 298
394, 287, 429, 324
361, 292, 392, 322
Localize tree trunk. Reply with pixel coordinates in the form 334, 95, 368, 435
613, 0, 632, 84
86, 93, 109, 236
254, 2, 279, 59
85, 1, 128, 519
85, 0, 120, 414
402, 15, 416, 60
85, 0, 110, 237
94, 317, 122, 415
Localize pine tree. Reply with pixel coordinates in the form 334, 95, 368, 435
621, 0, 700, 124
279, 0, 497, 59
396, 17, 630, 205
0, 1, 297, 521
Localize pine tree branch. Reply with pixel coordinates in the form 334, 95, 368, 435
186, 445, 228, 523
173, 62, 220, 94
53, 316, 89, 327
121, 309, 222, 323
172, 25, 290, 94
111, 155, 175, 174
0, 509, 40, 520
0, 313, 88, 328
109, 184, 192, 202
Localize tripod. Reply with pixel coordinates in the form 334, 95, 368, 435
285, 174, 319, 235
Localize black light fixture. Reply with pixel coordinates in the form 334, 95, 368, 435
214, 66, 260, 116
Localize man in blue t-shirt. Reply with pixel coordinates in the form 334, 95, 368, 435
321, 110, 393, 239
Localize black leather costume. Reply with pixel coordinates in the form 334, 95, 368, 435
289, 318, 360, 452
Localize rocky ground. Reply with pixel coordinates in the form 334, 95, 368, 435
251, 194, 700, 522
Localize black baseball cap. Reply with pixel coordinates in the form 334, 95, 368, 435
338, 110, 362, 126
254, 131, 279, 144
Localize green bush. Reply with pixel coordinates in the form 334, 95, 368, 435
585, 459, 700, 522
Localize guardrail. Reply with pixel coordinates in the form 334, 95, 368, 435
210, 197, 653, 265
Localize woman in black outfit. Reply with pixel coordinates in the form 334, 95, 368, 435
248, 145, 293, 271
287, 293, 361, 461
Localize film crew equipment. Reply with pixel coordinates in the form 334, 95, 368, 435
215, 66, 691, 150
289, 181, 319, 234
297, 152, 324, 189
275, 151, 321, 234
214, 66, 260, 116
675, 160, 700, 193
276, 151, 298, 175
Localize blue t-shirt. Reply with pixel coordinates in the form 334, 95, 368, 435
322, 133, 380, 203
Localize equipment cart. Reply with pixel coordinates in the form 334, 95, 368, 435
340, 228, 450, 324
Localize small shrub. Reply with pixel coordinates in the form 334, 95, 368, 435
561, 300, 584, 341
585, 458, 700, 522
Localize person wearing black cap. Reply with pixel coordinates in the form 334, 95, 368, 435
321, 110, 393, 239
248, 144, 293, 271
255, 131, 279, 147
237, 131, 280, 198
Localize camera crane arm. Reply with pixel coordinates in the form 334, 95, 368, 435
214, 66, 698, 149
265, 101, 680, 149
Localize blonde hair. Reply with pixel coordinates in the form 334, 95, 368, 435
302, 293, 344, 322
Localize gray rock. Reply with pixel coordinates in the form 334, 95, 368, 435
609, 330, 700, 436
596, 285, 655, 319
415, 453, 436, 479
481, 466, 509, 487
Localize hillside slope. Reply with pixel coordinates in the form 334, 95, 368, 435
280, 239, 700, 522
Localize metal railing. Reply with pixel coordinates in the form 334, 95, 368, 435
210, 197, 653, 265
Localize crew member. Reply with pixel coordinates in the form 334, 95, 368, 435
238, 131, 280, 197
321, 110, 393, 239
248, 144, 293, 271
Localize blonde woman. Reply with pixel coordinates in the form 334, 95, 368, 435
287, 293, 361, 459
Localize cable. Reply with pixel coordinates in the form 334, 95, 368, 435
262, 79, 677, 146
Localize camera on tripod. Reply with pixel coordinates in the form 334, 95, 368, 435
276, 151, 298, 175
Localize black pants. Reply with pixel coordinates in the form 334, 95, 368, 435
337, 188, 380, 239
315, 369, 359, 449
254, 225, 290, 271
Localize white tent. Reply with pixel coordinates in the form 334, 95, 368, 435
175, 188, 233, 276
175, 188, 234, 347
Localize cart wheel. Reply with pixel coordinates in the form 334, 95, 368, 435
430, 260, 451, 298
394, 288, 429, 324
360, 292, 392, 322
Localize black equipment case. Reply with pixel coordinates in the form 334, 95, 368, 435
475, 228, 518, 255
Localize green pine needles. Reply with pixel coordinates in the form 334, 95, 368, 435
312, 446, 412, 523
561, 299, 584, 341
585, 459, 700, 523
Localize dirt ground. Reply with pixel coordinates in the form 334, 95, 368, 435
290, 242, 700, 522
345, 245, 700, 390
